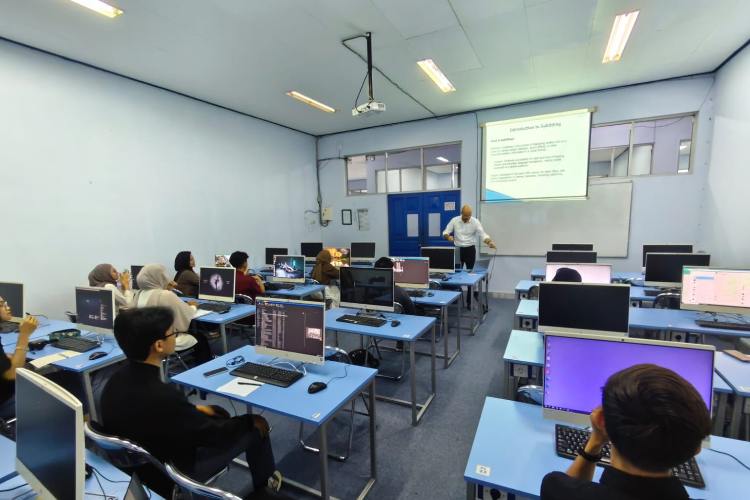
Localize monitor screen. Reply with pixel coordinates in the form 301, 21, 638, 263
543, 333, 714, 425
546, 250, 597, 263
75, 287, 115, 333
16, 368, 85, 500
255, 298, 325, 364
545, 264, 612, 284
198, 267, 236, 303
130, 266, 144, 290
300, 242, 323, 259
265, 248, 288, 266
644, 253, 711, 287
327, 247, 351, 267
551, 243, 594, 251
681, 267, 750, 315
339, 267, 395, 312
642, 244, 693, 267
273, 255, 305, 283
214, 254, 231, 267
392, 257, 429, 289
0, 281, 24, 321
420, 246, 455, 273
538, 282, 630, 336
351, 242, 376, 259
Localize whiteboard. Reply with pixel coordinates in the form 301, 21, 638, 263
479, 181, 632, 257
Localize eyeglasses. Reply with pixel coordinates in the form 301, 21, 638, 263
163, 330, 179, 340
226, 355, 245, 368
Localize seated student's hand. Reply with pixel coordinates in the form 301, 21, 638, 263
187, 300, 200, 308
195, 405, 230, 419
588, 406, 608, 450
19, 315, 39, 338
119, 270, 131, 289
252, 415, 270, 439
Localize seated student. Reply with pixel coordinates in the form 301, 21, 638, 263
134, 264, 211, 362
552, 267, 582, 282
311, 249, 340, 307
541, 364, 711, 500
229, 251, 265, 300
100, 307, 283, 498
374, 257, 416, 315
0, 299, 37, 417
88, 263, 134, 311
174, 251, 200, 297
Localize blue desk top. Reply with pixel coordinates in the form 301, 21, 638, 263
438, 271, 484, 287
409, 289, 462, 306
326, 307, 436, 341
714, 352, 750, 397
195, 302, 256, 325
171, 346, 376, 425
515, 280, 539, 293
503, 330, 544, 366
531, 268, 644, 282
1, 319, 74, 347
516, 299, 539, 319
464, 397, 750, 499
262, 283, 325, 298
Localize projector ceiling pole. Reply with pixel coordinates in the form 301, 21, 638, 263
366, 32, 373, 101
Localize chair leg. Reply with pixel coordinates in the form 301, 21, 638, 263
298, 399, 357, 462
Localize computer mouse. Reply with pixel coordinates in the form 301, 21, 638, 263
390, 320, 401, 327
89, 351, 107, 360
307, 381, 327, 394
427, 292, 434, 297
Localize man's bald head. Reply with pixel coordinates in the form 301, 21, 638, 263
461, 205, 472, 222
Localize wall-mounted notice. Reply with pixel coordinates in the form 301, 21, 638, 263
482, 109, 592, 201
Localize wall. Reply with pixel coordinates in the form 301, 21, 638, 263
698, 44, 750, 267
318, 76, 716, 295
0, 40, 318, 317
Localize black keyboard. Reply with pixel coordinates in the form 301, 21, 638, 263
695, 319, 750, 331
643, 288, 662, 297
429, 273, 448, 281
335, 314, 387, 327
555, 424, 705, 488
199, 302, 232, 313
407, 290, 427, 298
265, 282, 295, 291
51, 337, 99, 353
230, 362, 303, 388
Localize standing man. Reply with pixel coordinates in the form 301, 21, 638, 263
443, 204, 496, 308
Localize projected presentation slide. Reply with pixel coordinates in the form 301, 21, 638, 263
482, 109, 592, 201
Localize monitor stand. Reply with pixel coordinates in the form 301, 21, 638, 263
355, 309, 387, 320
267, 358, 307, 375
695, 312, 750, 331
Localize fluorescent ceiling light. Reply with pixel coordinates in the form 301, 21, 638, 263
602, 10, 639, 63
68, 0, 123, 18
417, 59, 456, 93
286, 91, 335, 113
436, 156, 450, 163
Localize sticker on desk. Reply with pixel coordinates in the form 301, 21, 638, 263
475, 464, 491, 477
312, 412, 321, 420
512, 364, 529, 378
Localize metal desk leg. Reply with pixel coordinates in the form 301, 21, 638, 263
366, 380, 377, 498
713, 392, 729, 436
443, 303, 460, 368
431, 323, 436, 394
729, 395, 743, 439
466, 482, 476, 500
220, 324, 228, 354
319, 421, 329, 500
456, 300, 462, 352
410, 341, 417, 424
82, 371, 98, 423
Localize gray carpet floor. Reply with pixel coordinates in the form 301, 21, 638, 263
198, 297, 517, 500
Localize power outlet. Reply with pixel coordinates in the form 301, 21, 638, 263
321, 207, 333, 221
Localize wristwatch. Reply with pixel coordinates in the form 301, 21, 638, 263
578, 448, 603, 463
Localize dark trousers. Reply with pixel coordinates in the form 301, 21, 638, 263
459, 246, 477, 306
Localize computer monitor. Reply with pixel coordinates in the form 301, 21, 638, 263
0, 281, 24, 321
300, 242, 323, 262
255, 298, 325, 364
391, 257, 429, 289
350, 242, 376, 260
551, 243, 594, 251
339, 267, 395, 312
642, 244, 693, 267
273, 255, 305, 283
265, 248, 288, 266
546, 250, 597, 264
542, 332, 714, 426
327, 247, 351, 267
681, 267, 750, 315
644, 253, 711, 288
214, 254, 231, 267
130, 266, 144, 290
538, 282, 630, 336
544, 263, 612, 284
15, 367, 85, 500
420, 246, 456, 273
75, 286, 115, 334
198, 267, 236, 303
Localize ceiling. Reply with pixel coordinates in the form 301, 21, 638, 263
1, 0, 747, 136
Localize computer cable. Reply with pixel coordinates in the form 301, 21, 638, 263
90, 465, 129, 485
705, 447, 750, 471
324, 363, 350, 385
0, 483, 28, 493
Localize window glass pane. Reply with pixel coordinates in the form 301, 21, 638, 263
678, 140, 691, 173
426, 164, 455, 189
423, 143, 460, 166
376, 170, 386, 192
653, 116, 694, 174
347, 154, 385, 195
628, 144, 653, 176
400, 166, 423, 191
386, 169, 400, 192
589, 123, 630, 178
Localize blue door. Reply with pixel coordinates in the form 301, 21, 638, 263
388, 190, 461, 256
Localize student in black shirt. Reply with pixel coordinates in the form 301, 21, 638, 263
541, 364, 711, 500
100, 307, 283, 499
0, 298, 38, 418
374, 257, 416, 315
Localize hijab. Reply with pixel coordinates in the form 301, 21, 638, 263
174, 251, 192, 280
137, 264, 172, 291
312, 249, 337, 284
88, 264, 117, 287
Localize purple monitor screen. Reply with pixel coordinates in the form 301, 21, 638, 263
543, 335, 714, 416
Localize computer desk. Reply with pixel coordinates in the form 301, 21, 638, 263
515, 280, 659, 307
326, 307, 437, 425
464, 398, 750, 500
185, 299, 256, 354
410, 289, 463, 368
262, 283, 326, 300
714, 352, 750, 439
502, 329, 734, 437
530, 268, 644, 283
438, 271, 486, 335
171, 346, 377, 500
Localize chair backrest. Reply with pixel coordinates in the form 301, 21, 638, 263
529, 284, 539, 300
235, 294, 254, 305
164, 463, 243, 500
324, 345, 352, 364
306, 278, 320, 285
428, 280, 442, 290
393, 302, 404, 314
516, 385, 544, 406
654, 292, 681, 309
65, 311, 77, 323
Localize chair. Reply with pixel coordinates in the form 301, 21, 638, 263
654, 292, 681, 310
298, 347, 370, 462
65, 311, 77, 323
84, 422, 248, 500
528, 284, 540, 300
0, 416, 16, 439
364, 303, 408, 380
516, 385, 544, 406
227, 294, 256, 345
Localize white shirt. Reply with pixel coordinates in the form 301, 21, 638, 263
443, 216, 490, 248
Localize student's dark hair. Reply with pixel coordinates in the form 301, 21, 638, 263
552, 267, 582, 282
374, 257, 393, 269
114, 307, 174, 362
603, 364, 711, 472
229, 251, 249, 269
174, 251, 192, 279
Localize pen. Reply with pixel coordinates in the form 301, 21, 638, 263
238, 381, 262, 386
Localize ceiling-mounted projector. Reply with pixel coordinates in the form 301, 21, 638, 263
352, 100, 386, 116
347, 32, 386, 118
